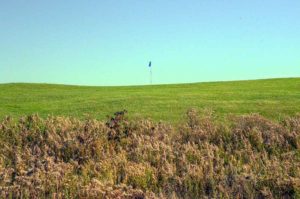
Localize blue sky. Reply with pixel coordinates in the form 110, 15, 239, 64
0, 0, 299, 85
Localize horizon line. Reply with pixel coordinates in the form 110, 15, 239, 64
0, 77, 299, 88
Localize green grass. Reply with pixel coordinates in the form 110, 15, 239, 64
0, 78, 300, 123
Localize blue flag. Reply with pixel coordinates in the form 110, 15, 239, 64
148, 61, 152, 67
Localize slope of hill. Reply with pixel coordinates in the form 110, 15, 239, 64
0, 78, 299, 122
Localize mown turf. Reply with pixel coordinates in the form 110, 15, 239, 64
0, 78, 299, 123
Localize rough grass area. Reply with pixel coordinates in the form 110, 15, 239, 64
0, 110, 300, 198
1, 78, 300, 122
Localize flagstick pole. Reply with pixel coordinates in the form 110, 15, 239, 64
150, 67, 152, 85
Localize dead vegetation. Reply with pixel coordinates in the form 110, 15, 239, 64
0, 110, 299, 198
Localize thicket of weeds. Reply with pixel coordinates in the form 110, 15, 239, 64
0, 109, 299, 198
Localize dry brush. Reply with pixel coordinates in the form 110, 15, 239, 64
0, 110, 300, 198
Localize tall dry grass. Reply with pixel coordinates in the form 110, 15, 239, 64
0, 110, 299, 198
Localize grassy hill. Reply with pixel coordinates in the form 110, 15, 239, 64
0, 78, 299, 122
1, 78, 300, 198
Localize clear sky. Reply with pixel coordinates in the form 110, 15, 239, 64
0, 0, 299, 86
